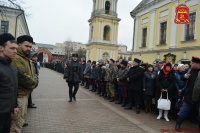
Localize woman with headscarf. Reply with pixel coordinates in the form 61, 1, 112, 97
156, 62, 176, 121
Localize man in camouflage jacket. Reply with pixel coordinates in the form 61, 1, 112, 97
105, 59, 118, 102
10, 35, 38, 133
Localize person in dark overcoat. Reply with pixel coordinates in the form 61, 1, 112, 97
175, 57, 200, 130
116, 60, 129, 106
143, 64, 157, 113
125, 58, 144, 114
156, 62, 176, 122
64, 53, 83, 102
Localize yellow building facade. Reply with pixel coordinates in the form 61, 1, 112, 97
130, 0, 200, 64
0, 4, 30, 37
86, 0, 121, 61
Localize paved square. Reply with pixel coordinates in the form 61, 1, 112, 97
24, 68, 197, 133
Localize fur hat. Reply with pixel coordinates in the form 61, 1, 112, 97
133, 58, 141, 64
101, 66, 106, 69
0, 33, 15, 46
128, 61, 133, 64
92, 61, 96, 65
98, 59, 104, 63
72, 53, 78, 57
177, 64, 184, 70
110, 59, 115, 63
191, 57, 200, 64
120, 60, 128, 66
17, 35, 33, 44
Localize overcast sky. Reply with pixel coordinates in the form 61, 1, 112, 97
25, 0, 141, 50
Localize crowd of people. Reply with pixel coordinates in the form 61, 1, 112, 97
1, 32, 200, 132
44, 61, 65, 73
77, 57, 200, 131
38, 53, 200, 131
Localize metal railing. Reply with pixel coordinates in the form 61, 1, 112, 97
91, 9, 118, 17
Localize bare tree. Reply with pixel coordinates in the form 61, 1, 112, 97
0, 0, 31, 19
64, 41, 73, 61
128, 56, 132, 61
119, 55, 123, 59
77, 47, 86, 60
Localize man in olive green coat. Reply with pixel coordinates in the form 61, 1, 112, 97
10, 35, 38, 133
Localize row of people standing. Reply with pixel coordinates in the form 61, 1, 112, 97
45, 61, 65, 73
80, 57, 200, 131
0, 33, 39, 133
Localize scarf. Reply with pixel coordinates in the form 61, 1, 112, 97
162, 63, 172, 77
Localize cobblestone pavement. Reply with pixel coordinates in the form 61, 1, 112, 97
24, 68, 198, 133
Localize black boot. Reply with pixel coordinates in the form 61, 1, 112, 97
72, 96, 76, 101
124, 104, 132, 110
199, 123, 200, 131
121, 97, 126, 107
175, 117, 183, 131
109, 97, 114, 102
115, 100, 122, 104
136, 107, 140, 114
115, 97, 122, 104
68, 96, 72, 102
144, 100, 148, 113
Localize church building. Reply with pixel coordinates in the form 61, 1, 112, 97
86, 0, 121, 61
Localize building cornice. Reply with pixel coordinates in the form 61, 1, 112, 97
88, 15, 121, 22
131, 0, 159, 15
118, 51, 132, 55
131, 46, 200, 54
87, 42, 119, 47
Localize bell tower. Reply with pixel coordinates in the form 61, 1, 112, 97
86, 0, 121, 61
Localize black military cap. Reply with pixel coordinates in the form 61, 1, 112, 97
0, 33, 15, 46
92, 61, 96, 65
72, 53, 78, 57
133, 58, 141, 64
17, 35, 33, 44
120, 60, 127, 66
110, 59, 115, 63
192, 56, 200, 64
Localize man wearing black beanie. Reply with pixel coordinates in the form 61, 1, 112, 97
0, 33, 19, 133
10, 35, 38, 133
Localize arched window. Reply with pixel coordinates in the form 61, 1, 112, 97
90, 26, 93, 40
103, 25, 110, 41
103, 52, 109, 60
105, 1, 110, 14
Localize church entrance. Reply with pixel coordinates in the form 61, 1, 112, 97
103, 52, 109, 60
